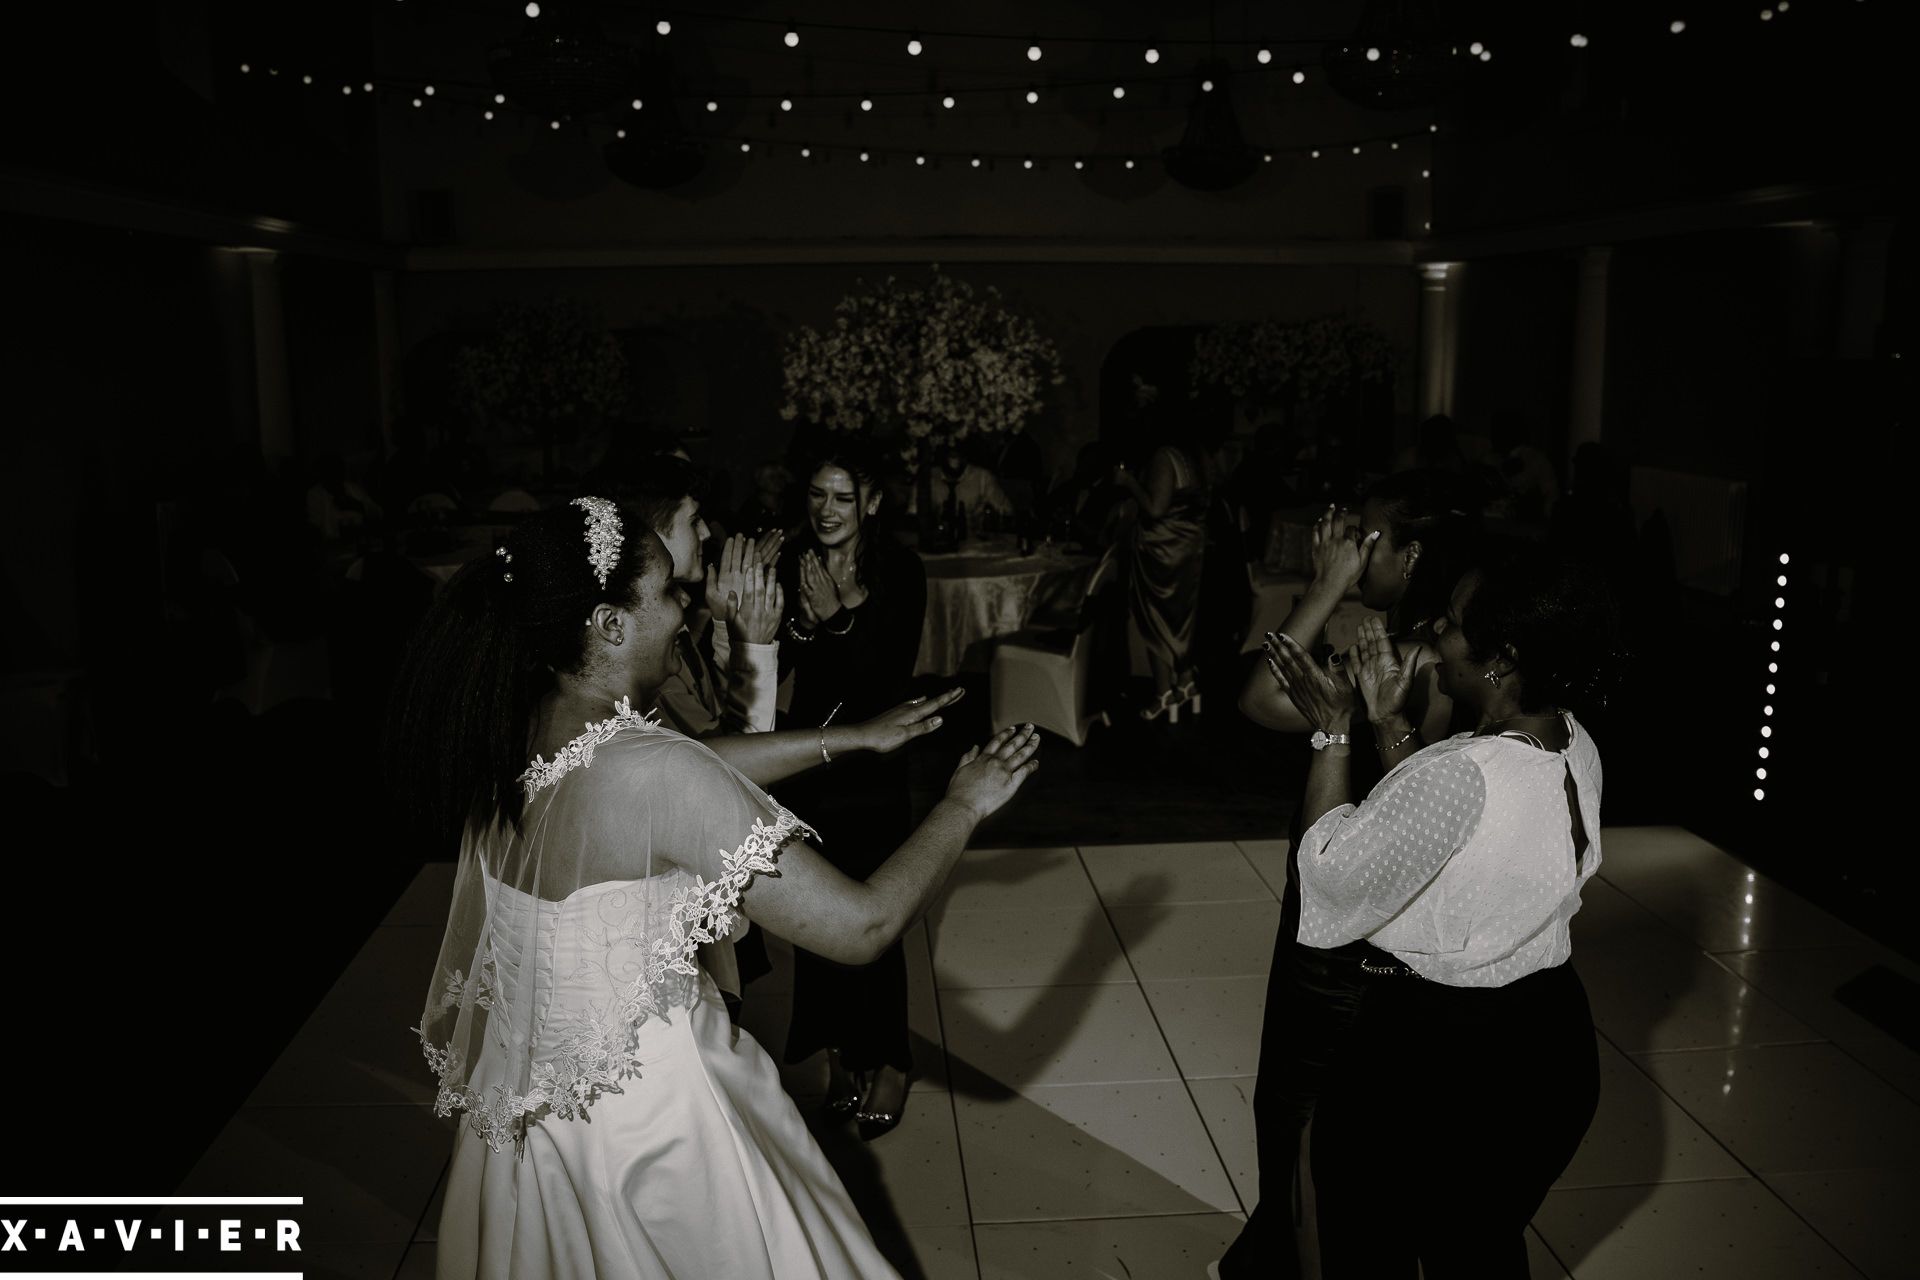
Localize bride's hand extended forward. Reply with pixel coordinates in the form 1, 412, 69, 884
945, 724, 1041, 820
856, 688, 966, 755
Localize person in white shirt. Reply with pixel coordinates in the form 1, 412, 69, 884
911, 444, 1013, 524
1250, 547, 1613, 1279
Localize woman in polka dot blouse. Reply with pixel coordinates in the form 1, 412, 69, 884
1254, 547, 1615, 1279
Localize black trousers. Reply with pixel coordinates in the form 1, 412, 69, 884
779, 763, 915, 1076
1217, 889, 1370, 1280
1312, 957, 1601, 1279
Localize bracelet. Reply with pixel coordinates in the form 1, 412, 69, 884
784, 618, 816, 643
821, 609, 856, 636
818, 727, 833, 765
1382, 726, 1420, 753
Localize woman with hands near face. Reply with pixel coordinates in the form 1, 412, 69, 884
775, 442, 934, 1142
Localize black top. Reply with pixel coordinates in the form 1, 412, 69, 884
774, 529, 928, 854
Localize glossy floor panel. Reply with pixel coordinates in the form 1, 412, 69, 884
190, 830, 1918, 1277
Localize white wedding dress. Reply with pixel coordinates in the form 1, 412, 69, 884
420, 705, 900, 1280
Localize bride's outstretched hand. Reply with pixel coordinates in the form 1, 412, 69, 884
1349, 616, 1413, 722
945, 724, 1042, 821
857, 688, 966, 755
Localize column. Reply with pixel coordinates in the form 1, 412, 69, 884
246, 250, 294, 459
1567, 245, 1612, 452
1417, 261, 1458, 420
372, 268, 400, 454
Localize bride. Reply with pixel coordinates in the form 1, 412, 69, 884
388, 497, 1040, 1279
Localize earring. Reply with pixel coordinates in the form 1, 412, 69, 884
1483, 670, 1501, 686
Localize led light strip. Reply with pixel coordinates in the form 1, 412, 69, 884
1756, 552, 1786, 800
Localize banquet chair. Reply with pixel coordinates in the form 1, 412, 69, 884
988, 547, 1120, 747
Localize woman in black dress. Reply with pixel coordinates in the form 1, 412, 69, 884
777, 440, 930, 1140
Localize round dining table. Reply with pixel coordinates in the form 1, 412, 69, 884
916, 538, 1101, 677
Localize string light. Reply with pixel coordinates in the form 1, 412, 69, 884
424, 84, 435, 95
1311, 148, 1321, 158
1366, 47, 1381, 61
614, 126, 623, 136
1470, 41, 1485, 55
239, 63, 250, 73
1027, 44, 1042, 61
1570, 33, 1590, 47
1757, 554, 1788, 801
342, 84, 352, 94
496, 93, 506, 104
1480, 49, 1493, 61
861, 98, 873, 111
971, 156, 981, 167
906, 37, 923, 56
485, 110, 495, 120
1144, 48, 1160, 64
1257, 49, 1272, 64
942, 95, 956, 108
784, 30, 800, 48
740, 141, 751, 151
1671, 19, 1687, 33
411, 96, 422, 107
1201, 78, 1215, 91
364, 81, 374, 92
706, 100, 718, 112
1112, 85, 1125, 98
524, 1, 539, 15
303, 74, 314, 85
1023, 157, 1034, 169
1292, 70, 1306, 84
1073, 157, 1084, 169
780, 98, 792, 111
1124, 158, 1135, 169
549, 119, 560, 129
916, 153, 926, 164
1026, 87, 1039, 103
655, 20, 670, 35
800, 147, 811, 157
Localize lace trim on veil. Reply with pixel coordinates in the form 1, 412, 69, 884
414, 703, 814, 1154
515, 695, 660, 800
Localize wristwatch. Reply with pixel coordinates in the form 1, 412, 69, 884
1310, 730, 1352, 751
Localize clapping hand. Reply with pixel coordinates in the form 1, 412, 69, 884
1262, 631, 1358, 732
856, 688, 966, 755
1309, 505, 1381, 596
945, 724, 1042, 821
797, 551, 842, 625
1346, 616, 1413, 723
707, 536, 785, 645
752, 528, 785, 569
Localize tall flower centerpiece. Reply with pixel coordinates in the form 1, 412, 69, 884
1188, 314, 1395, 425
780, 267, 1062, 543
451, 300, 629, 478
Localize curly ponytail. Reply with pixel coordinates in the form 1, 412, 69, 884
384, 502, 664, 848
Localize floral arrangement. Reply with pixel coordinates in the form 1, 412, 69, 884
451, 300, 628, 439
780, 267, 1062, 450
1188, 315, 1395, 417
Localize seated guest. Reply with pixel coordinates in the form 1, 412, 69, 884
1042, 442, 1129, 548
1489, 409, 1560, 522
1247, 548, 1612, 1278
987, 429, 1048, 520
304, 453, 383, 542
911, 443, 1013, 524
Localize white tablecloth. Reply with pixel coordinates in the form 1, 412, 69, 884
917, 542, 1099, 677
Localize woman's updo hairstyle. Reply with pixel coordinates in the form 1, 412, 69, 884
387, 499, 669, 847
1364, 469, 1482, 635
1460, 545, 1621, 718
